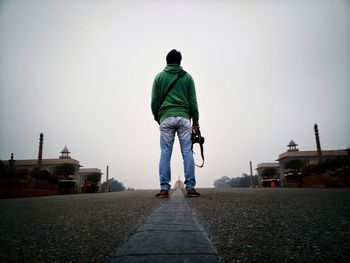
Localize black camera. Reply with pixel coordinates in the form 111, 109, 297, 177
192, 130, 205, 145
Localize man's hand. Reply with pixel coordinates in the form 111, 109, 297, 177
192, 125, 200, 133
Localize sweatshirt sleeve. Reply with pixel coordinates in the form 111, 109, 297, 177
188, 76, 199, 126
151, 76, 160, 122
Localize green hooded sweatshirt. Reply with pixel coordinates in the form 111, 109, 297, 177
151, 64, 199, 126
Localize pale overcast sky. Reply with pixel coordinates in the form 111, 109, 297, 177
1, 0, 349, 189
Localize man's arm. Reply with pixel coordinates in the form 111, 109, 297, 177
188, 76, 199, 126
151, 78, 160, 123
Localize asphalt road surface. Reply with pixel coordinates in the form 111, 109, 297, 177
0, 190, 165, 262
1, 188, 349, 262
187, 188, 350, 263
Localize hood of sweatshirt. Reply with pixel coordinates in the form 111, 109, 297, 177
163, 64, 183, 74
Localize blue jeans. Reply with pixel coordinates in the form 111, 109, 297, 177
159, 117, 195, 190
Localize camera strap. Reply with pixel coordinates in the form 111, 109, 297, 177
194, 142, 205, 168
157, 70, 187, 122
191, 131, 205, 168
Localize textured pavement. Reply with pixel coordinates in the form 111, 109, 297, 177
0, 190, 165, 262
108, 189, 220, 262
187, 188, 350, 263
1, 188, 349, 262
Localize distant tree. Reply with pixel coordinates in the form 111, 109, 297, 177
213, 176, 231, 188
302, 155, 350, 176
285, 160, 304, 175
41, 170, 50, 181
214, 174, 259, 188
54, 163, 76, 180
86, 172, 101, 184
251, 174, 259, 187
0, 160, 6, 178
31, 168, 50, 181
325, 155, 350, 170
82, 172, 102, 193
100, 178, 125, 192
261, 168, 276, 179
54, 164, 77, 194
240, 173, 251, 187
230, 173, 259, 188
284, 160, 304, 171
15, 168, 30, 180
48, 173, 60, 184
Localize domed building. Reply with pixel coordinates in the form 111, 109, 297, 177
4, 134, 102, 193
256, 124, 349, 187
8, 145, 80, 178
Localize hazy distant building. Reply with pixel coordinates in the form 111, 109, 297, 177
257, 140, 348, 187
7, 146, 81, 178
3, 134, 103, 193
256, 162, 280, 187
4, 147, 106, 193
277, 140, 348, 186
256, 124, 348, 187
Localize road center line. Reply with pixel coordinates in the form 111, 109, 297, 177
107, 189, 221, 262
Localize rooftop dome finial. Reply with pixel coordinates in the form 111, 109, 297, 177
60, 145, 71, 159
287, 140, 299, 152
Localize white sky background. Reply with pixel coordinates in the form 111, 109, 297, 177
0, 0, 349, 189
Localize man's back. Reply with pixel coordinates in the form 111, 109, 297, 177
151, 64, 199, 125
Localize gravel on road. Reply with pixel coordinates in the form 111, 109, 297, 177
0, 190, 165, 263
187, 188, 350, 263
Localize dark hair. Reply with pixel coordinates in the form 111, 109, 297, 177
166, 49, 182, 65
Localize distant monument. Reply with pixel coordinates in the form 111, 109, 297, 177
8, 153, 15, 175
105, 165, 111, 192
60, 146, 71, 159
174, 176, 185, 190
37, 133, 44, 169
314, 123, 322, 161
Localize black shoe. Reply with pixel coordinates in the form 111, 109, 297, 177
187, 188, 200, 197
155, 190, 169, 198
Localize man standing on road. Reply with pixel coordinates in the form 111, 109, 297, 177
151, 49, 201, 198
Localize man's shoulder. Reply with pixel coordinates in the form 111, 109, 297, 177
154, 70, 168, 80
183, 71, 192, 79
154, 68, 193, 82
182, 71, 194, 84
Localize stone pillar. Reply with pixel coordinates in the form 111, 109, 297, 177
106, 165, 110, 192
314, 124, 322, 161
37, 133, 44, 169
8, 153, 15, 176
249, 161, 254, 188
